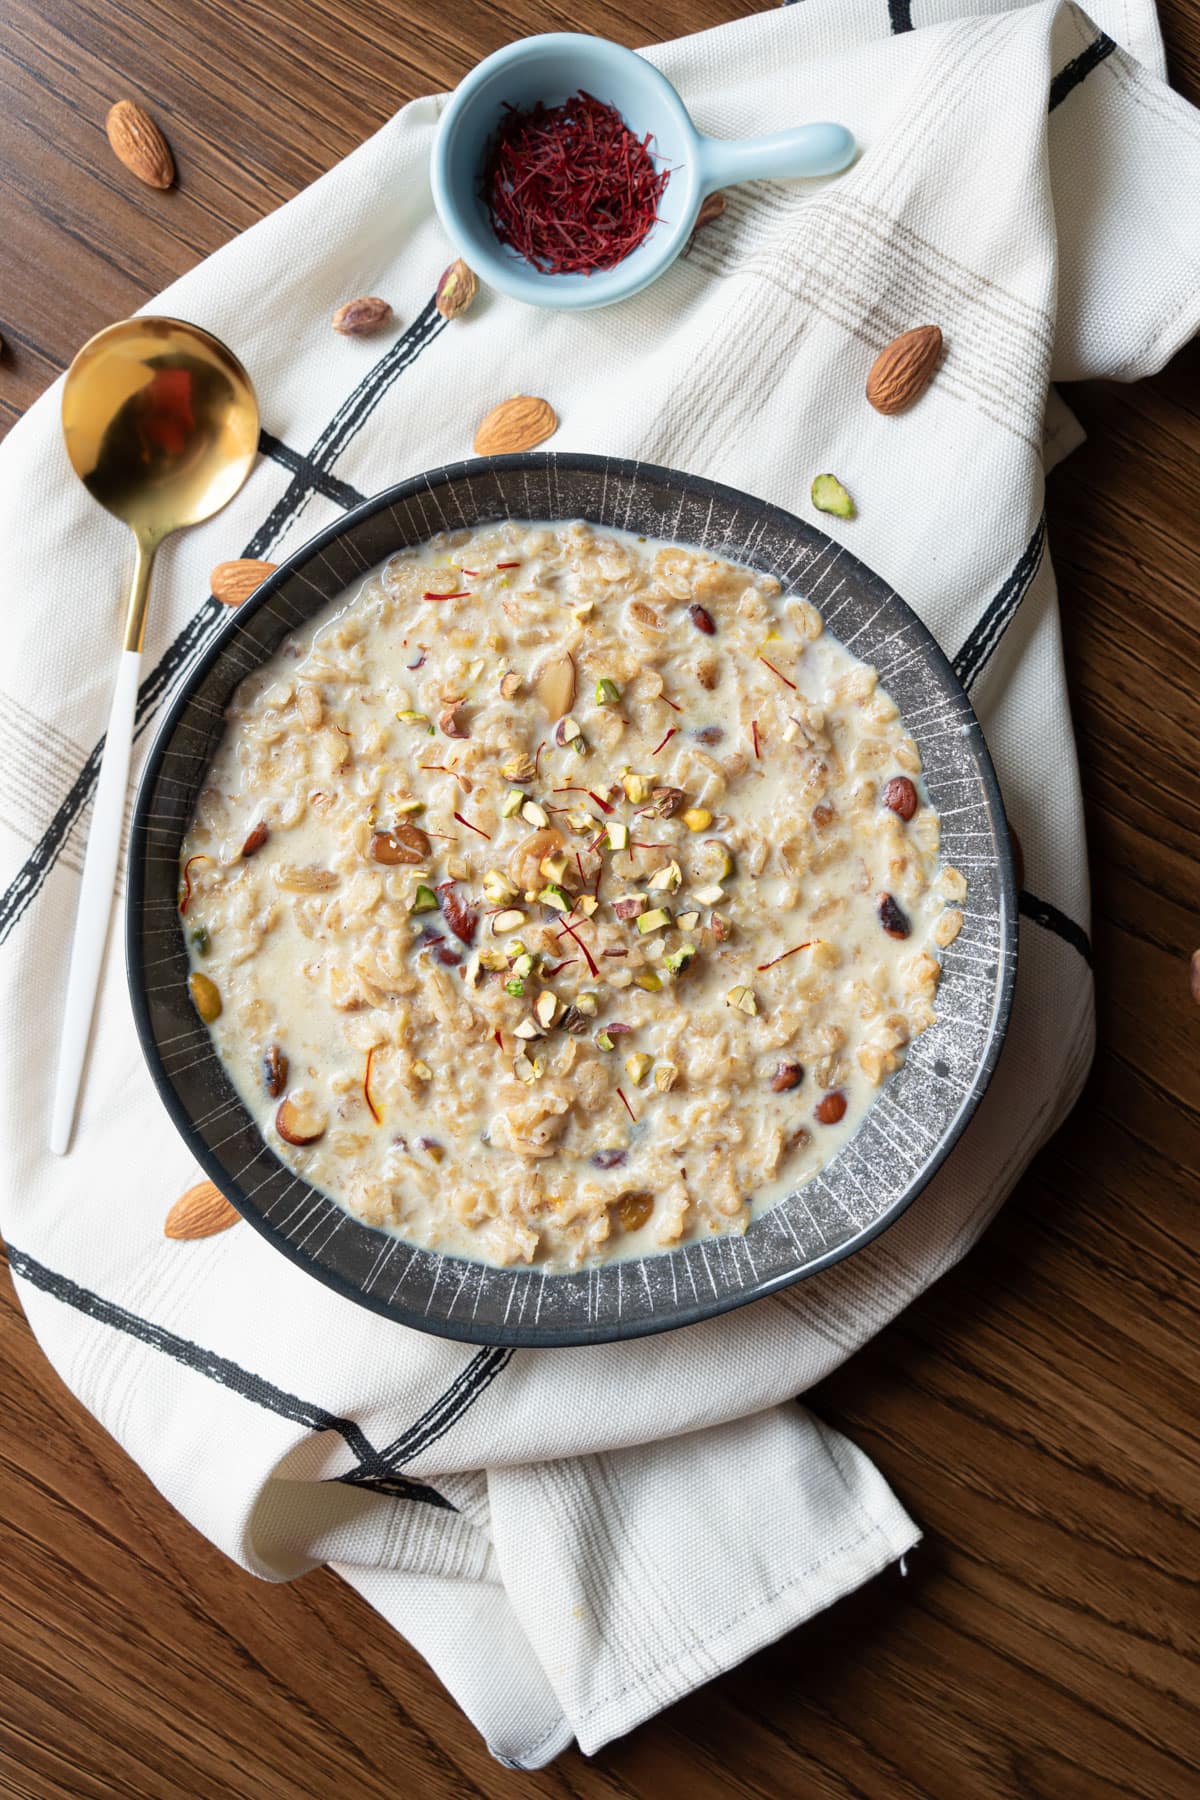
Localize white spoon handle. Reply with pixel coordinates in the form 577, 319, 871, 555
49, 648, 142, 1155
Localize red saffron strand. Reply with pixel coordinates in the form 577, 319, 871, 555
495, 560, 521, 569
494, 1029, 504, 1049
453, 810, 491, 840
759, 655, 798, 692
418, 763, 452, 773
534, 741, 545, 777
484, 91, 670, 277
616, 1087, 637, 1124
586, 790, 614, 814
756, 941, 815, 971
751, 719, 760, 759
560, 916, 600, 977
650, 727, 677, 756
178, 854, 212, 915
422, 589, 470, 601
658, 692, 682, 713
363, 1048, 381, 1125
575, 850, 586, 888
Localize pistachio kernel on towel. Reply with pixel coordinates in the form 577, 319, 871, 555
331, 296, 393, 336
812, 473, 855, 519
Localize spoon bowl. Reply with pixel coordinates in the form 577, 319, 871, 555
51, 316, 259, 1156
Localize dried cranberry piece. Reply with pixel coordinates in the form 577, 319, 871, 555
877, 892, 910, 939
688, 603, 716, 634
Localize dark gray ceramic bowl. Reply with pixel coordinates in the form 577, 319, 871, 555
127, 454, 1017, 1347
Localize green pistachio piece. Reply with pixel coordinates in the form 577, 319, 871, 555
410, 884, 438, 913
811, 473, 855, 519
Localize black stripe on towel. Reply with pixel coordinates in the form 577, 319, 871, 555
258, 430, 367, 511
0, 301, 446, 951
347, 1347, 514, 1479
888, 2, 915, 31
952, 515, 1046, 691
1019, 889, 1093, 966
5, 1244, 453, 1509
1049, 32, 1117, 110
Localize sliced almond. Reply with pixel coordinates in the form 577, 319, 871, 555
106, 100, 174, 189
473, 394, 558, 456
532, 649, 576, 720
211, 559, 277, 608
164, 1179, 240, 1240
275, 1096, 326, 1145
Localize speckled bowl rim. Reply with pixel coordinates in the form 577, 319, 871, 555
127, 453, 1018, 1347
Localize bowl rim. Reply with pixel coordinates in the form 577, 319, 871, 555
429, 32, 703, 311
126, 452, 1018, 1346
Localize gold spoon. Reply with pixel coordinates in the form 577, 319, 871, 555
51, 316, 260, 1155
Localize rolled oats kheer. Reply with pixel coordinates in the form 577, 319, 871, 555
180, 520, 966, 1271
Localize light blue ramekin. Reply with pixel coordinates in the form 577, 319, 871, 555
430, 33, 856, 311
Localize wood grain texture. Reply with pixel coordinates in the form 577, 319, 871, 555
1, 2, 1198, 1796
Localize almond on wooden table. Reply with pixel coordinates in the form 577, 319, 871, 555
866, 325, 943, 414
211, 559, 277, 606
164, 1179, 240, 1240
105, 100, 175, 189
474, 395, 558, 456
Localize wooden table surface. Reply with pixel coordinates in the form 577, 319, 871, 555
2, 2, 1198, 1795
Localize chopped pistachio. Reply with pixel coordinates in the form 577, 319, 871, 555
540, 852, 568, 882
501, 788, 525, 818
706, 841, 735, 880
396, 709, 430, 726
513, 1017, 543, 1040
647, 860, 682, 894
479, 948, 508, 971
500, 752, 536, 782
692, 883, 725, 906
654, 1062, 679, 1093
412, 1059, 433, 1081
595, 677, 621, 706
513, 1052, 537, 1085
725, 984, 758, 1016
557, 716, 582, 744
577, 895, 599, 917
505, 977, 526, 998
606, 820, 629, 851
664, 944, 697, 975
535, 990, 561, 1028
676, 911, 700, 931
410, 884, 438, 913
636, 907, 671, 934
710, 911, 732, 943
621, 771, 648, 803
812, 472, 856, 519
635, 971, 663, 992
625, 1052, 653, 1086
393, 797, 425, 815
464, 953, 482, 991
510, 951, 534, 978
563, 806, 593, 833
575, 992, 599, 1016
595, 1029, 615, 1051
682, 808, 712, 833
189, 924, 210, 955
492, 908, 526, 933
521, 800, 549, 828
483, 869, 518, 903
538, 882, 570, 912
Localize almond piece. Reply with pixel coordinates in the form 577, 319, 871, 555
866, 325, 943, 415
275, 1097, 326, 1146
474, 395, 558, 456
211, 559, 277, 607
105, 100, 175, 189
532, 649, 575, 720
164, 1179, 240, 1240
332, 296, 393, 336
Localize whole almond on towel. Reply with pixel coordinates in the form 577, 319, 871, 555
474, 395, 558, 456
211, 558, 277, 607
164, 1179, 240, 1240
105, 100, 175, 189
866, 325, 943, 414
332, 296, 393, 336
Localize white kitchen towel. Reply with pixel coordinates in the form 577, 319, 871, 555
1, 0, 1196, 1768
